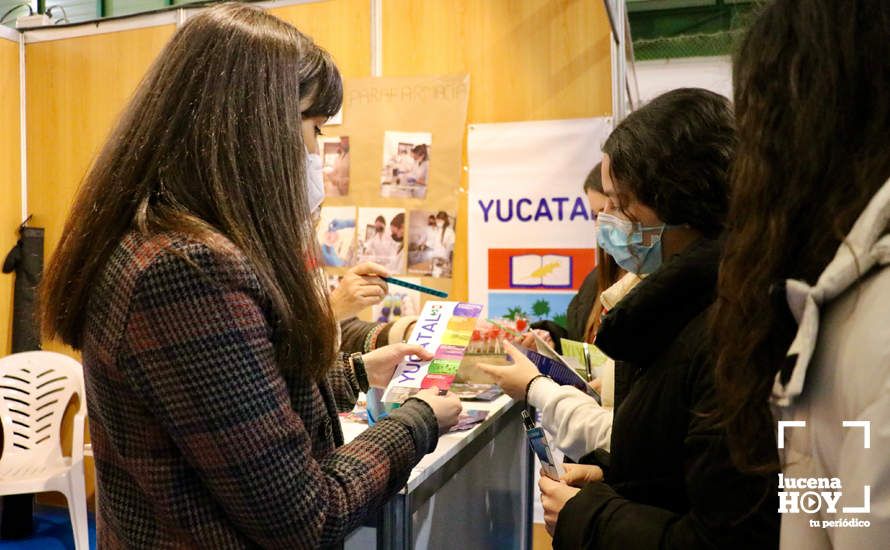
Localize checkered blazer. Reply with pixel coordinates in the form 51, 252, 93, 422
81, 231, 438, 548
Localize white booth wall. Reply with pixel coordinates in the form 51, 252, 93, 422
635, 55, 733, 104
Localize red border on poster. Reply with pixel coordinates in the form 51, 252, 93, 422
488, 248, 596, 291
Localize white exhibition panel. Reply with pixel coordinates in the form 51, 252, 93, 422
467, 117, 612, 318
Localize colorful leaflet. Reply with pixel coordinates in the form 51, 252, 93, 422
560, 338, 611, 379
382, 301, 483, 406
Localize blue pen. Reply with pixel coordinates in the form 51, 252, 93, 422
383, 277, 449, 298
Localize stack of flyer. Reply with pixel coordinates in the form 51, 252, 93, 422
382, 301, 483, 407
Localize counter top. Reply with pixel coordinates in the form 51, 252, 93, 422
340, 394, 518, 493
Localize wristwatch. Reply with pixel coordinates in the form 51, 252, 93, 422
350, 352, 369, 390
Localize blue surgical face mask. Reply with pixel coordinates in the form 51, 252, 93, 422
596, 212, 671, 275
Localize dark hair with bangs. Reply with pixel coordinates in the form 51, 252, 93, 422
602, 88, 736, 238
299, 44, 343, 119
583, 162, 603, 194
40, 3, 341, 380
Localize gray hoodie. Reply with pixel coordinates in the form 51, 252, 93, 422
773, 178, 890, 549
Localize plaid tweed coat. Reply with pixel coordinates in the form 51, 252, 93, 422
81, 231, 439, 548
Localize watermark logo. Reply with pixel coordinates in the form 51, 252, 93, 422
777, 421, 871, 529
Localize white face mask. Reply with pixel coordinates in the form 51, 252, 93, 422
306, 151, 324, 215
436, 219, 445, 228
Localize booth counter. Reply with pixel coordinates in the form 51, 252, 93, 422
343, 395, 532, 550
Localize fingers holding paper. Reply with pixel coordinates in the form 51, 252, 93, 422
363, 343, 433, 388
477, 341, 541, 400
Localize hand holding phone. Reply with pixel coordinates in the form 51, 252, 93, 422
522, 410, 564, 480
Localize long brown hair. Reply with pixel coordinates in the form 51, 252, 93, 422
585, 162, 617, 340
40, 3, 342, 380
713, 0, 890, 471
588, 248, 618, 340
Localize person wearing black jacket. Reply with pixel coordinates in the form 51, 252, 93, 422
534, 89, 779, 549
551, 239, 778, 549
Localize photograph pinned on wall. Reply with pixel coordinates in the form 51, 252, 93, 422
372, 277, 422, 324
380, 131, 432, 199
317, 206, 357, 268
319, 136, 350, 197
357, 207, 406, 274
408, 210, 456, 278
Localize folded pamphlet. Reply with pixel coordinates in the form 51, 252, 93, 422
382, 301, 483, 406
521, 335, 601, 402
560, 338, 611, 379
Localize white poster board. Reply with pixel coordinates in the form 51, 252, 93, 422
467, 117, 612, 324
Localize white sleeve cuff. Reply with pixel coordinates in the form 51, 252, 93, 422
527, 377, 613, 458
527, 377, 561, 409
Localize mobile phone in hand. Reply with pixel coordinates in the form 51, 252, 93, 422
521, 410, 564, 480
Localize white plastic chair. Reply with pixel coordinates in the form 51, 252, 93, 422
0, 351, 89, 550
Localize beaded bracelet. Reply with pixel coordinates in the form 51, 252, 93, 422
363, 324, 386, 353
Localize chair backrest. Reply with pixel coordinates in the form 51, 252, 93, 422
0, 351, 86, 474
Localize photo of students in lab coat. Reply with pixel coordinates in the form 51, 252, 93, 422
380, 131, 432, 199
357, 207, 406, 273
408, 210, 456, 278
316, 206, 357, 267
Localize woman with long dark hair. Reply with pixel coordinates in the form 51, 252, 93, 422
713, 1, 890, 547
40, 4, 460, 547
